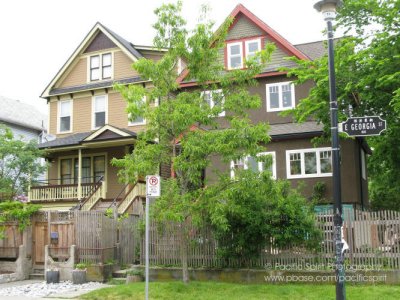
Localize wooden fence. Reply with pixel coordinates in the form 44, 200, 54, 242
1, 209, 400, 269
0, 221, 22, 258
140, 209, 400, 269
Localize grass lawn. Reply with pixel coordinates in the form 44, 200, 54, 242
81, 281, 400, 300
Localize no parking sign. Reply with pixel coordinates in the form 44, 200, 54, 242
146, 175, 160, 197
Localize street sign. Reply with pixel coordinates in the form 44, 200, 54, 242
146, 175, 160, 197
340, 116, 386, 137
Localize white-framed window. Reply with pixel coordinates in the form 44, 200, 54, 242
89, 52, 112, 81
245, 39, 261, 61
92, 95, 108, 129
266, 82, 295, 112
58, 99, 72, 133
230, 152, 276, 179
128, 96, 146, 126
202, 90, 225, 117
286, 148, 332, 179
227, 42, 243, 69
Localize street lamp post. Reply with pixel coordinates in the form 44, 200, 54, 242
313, 1, 345, 300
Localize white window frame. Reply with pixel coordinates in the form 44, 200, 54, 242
257, 151, 277, 179
266, 81, 295, 112
230, 151, 276, 179
202, 90, 225, 117
88, 52, 113, 82
245, 39, 261, 60
128, 96, 146, 126
286, 147, 332, 179
92, 95, 108, 130
57, 99, 73, 134
360, 148, 366, 180
227, 42, 243, 70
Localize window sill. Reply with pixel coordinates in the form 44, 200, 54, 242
287, 173, 332, 179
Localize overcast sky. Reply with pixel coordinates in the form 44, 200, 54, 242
0, 0, 331, 114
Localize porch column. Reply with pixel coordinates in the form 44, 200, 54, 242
77, 149, 82, 200
125, 146, 130, 194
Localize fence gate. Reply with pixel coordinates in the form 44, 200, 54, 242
33, 222, 48, 264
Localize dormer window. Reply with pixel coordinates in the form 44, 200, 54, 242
90, 53, 112, 81
227, 38, 262, 70
227, 42, 243, 69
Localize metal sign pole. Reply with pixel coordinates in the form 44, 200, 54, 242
145, 175, 160, 300
145, 194, 150, 300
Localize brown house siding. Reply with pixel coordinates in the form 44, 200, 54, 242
49, 100, 58, 135
205, 138, 364, 206
114, 50, 139, 79
57, 58, 87, 88
73, 95, 92, 133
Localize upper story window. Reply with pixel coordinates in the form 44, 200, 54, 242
227, 38, 262, 70
231, 152, 276, 179
58, 99, 72, 133
227, 42, 243, 69
202, 90, 225, 117
266, 82, 295, 112
128, 96, 146, 126
90, 53, 112, 81
286, 148, 332, 179
92, 95, 108, 129
245, 39, 261, 61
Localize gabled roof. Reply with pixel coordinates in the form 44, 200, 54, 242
39, 124, 137, 150
41, 22, 144, 98
227, 4, 309, 61
0, 95, 47, 132
177, 3, 309, 85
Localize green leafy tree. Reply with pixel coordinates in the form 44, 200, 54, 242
282, 0, 400, 210
209, 169, 321, 267
113, 2, 318, 281
0, 126, 45, 200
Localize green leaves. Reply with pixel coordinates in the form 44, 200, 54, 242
0, 126, 46, 199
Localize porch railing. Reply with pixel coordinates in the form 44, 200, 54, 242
117, 182, 146, 214
79, 177, 105, 211
28, 177, 103, 202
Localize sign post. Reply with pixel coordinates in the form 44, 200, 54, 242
340, 116, 386, 137
145, 175, 160, 300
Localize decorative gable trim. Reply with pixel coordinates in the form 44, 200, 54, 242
228, 4, 309, 61
177, 4, 309, 85
84, 124, 131, 141
41, 22, 142, 98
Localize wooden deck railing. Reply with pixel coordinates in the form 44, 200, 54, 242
117, 182, 146, 214
29, 183, 96, 201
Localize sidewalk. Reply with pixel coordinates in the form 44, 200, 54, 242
0, 279, 111, 299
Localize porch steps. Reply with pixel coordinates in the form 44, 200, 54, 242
29, 268, 45, 280
93, 199, 118, 211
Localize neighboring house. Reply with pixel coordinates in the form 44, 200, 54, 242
31, 4, 369, 212
0, 96, 47, 143
179, 4, 370, 212
0, 96, 47, 199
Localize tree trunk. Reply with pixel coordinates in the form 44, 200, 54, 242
180, 222, 189, 283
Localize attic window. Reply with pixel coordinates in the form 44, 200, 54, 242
90, 53, 112, 81
227, 42, 243, 69
227, 38, 262, 70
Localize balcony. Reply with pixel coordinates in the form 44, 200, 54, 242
28, 177, 105, 202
